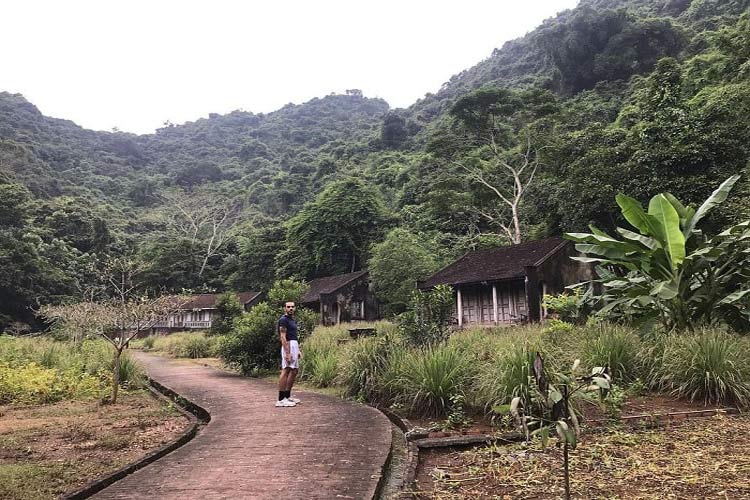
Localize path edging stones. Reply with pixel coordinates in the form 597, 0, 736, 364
60, 379, 208, 500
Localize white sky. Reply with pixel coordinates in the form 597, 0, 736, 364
2, 0, 579, 134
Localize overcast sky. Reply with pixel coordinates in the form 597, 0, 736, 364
3, 0, 579, 134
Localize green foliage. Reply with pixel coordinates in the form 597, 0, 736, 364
567, 176, 750, 332
368, 227, 440, 314
278, 177, 392, 278
0, 336, 144, 403
298, 324, 349, 386
0, 362, 102, 405
543, 289, 585, 324
581, 324, 642, 382
210, 293, 244, 336
650, 330, 750, 405
398, 284, 455, 346
393, 344, 469, 417
141, 335, 156, 349
336, 332, 403, 404
267, 278, 309, 309
219, 302, 279, 374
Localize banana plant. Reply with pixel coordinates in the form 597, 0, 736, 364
565, 175, 750, 332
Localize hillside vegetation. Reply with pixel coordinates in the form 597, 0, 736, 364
1, 0, 749, 328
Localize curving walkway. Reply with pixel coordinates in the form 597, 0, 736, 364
92, 352, 392, 500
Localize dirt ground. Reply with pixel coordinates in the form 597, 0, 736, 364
408, 413, 750, 499
0, 390, 191, 500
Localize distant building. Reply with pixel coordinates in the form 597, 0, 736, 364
420, 237, 593, 326
301, 271, 380, 325
152, 291, 262, 333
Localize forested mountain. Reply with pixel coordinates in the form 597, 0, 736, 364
2, 0, 750, 328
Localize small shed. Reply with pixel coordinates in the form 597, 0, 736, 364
420, 237, 592, 326
301, 271, 379, 326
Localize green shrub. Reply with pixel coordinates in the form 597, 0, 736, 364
398, 284, 454, 346
174, 335, 217, 359
581, 324, 642, 382
141, 335, 156, 350
210, 293, 244, 336
653, 330, 750, 405
393, 344, 469, 417
0, 362, 102, 405
543, 289, 584, 323
310, 353, 339, 387
299, 325, 349, 384
220, 303, 279, 374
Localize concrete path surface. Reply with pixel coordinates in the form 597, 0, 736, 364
92, 352, 392, 500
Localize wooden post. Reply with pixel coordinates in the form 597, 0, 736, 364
525, 266, 541, 322
492, 285, 499, 324
456, 287, 463, 328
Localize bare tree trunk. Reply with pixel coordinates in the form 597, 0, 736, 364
112, 348, 122, 404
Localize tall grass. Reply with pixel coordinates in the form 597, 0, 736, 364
392, 344, 469, 417
299, 325, 350, 387
581, 324, 642, 382
651, 330, 750, 406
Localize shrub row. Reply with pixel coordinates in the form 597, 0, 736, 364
0, 336, 145, 404
300, 322, 750, 417
136, 331, 221, 359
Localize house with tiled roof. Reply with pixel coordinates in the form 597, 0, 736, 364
153, 291, 262, 332
420, 237, 592, 326
301, 271, 379, 325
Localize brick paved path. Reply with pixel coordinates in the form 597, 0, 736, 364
92, 352, 392, 500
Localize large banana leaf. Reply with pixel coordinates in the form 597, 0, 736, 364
616, 194, 661, 237
616, 227, 657, 250
683, 174, 740, 237
648, 194, 686, 270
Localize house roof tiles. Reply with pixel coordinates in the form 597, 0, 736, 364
420, 237, 568, 288
182, 291, 261, 310
302, 271, 369, 304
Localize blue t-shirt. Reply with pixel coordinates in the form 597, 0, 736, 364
278, 315, 298, 342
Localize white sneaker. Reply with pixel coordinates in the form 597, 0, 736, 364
288, 396, 301, 404
275, 398, 297, 407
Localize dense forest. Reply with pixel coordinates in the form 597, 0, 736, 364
1, 0, 749, 329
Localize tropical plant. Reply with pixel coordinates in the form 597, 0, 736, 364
498, 354, 611, 500
566, 175, 750, 332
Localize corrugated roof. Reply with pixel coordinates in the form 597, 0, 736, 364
302, 271, 368, 303
182, 291, 261, 310
421, 237, 568, 288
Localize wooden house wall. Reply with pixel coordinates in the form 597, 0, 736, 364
456, 281, 527, 325
536, 244, 593, 294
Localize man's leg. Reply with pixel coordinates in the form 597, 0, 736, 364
285, 368, 298, 392
278, 368, 290, 401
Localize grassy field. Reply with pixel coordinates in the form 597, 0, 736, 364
0, 390, 189, 500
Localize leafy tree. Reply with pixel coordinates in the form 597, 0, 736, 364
209, 292, 244, 336
226, 224, 286, 291
369, 228, 440, 314
278, 178, 392, 278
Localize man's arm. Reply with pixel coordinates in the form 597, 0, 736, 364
279, 324, 291, 362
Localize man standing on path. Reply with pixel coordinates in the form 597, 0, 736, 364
276, 301, 302, 407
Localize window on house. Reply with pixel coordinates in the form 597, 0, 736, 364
350, 300, 365, 319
